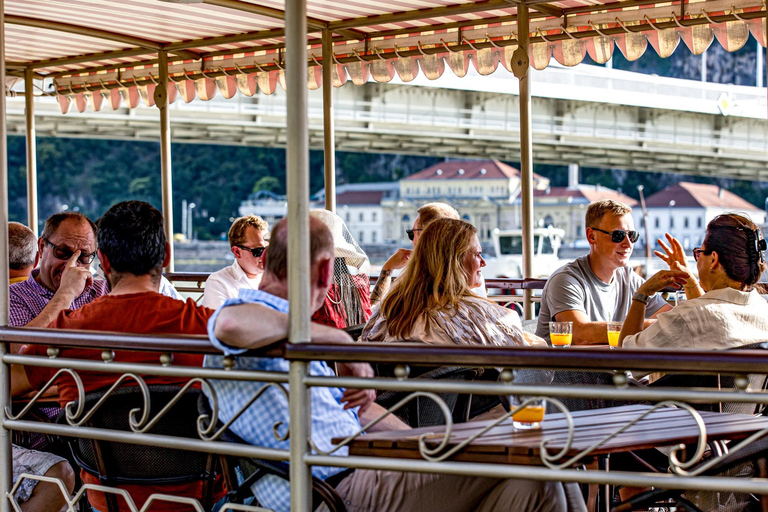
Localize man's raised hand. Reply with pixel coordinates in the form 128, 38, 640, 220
57, 251, 93, 298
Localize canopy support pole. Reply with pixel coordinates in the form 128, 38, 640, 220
322, 28, 336, 212
285, 0, 312, 509
24, 68, 38, 235
157, 51, 175, 272
517, 1, 535, 320
0, 0, 14, 507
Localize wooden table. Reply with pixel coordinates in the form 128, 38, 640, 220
340, 405, 768, 466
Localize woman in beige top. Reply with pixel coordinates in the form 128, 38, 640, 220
361, 218, 542, 347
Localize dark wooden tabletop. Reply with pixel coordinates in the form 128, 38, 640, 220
339, 405, 768, 466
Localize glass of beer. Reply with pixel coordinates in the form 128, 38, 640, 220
549, 321, 573, 348
607, 321, 623, 349
511, 396, 547, 430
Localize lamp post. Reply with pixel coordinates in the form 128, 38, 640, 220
188, 202, 196, 241
668, 200, 676, 240
637, 185, 651, 277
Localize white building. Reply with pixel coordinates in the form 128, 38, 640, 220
315, 182, 399, 244
633, 182, 767, 252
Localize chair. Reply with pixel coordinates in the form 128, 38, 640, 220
613, 435, 768, 512
373, 366, 485, 427
196, 395, 347, 512
61, 385, 226, 512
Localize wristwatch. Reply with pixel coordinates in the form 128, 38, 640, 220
632, 291, 651, 305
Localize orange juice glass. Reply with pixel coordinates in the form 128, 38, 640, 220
607, 321, 623, 349
549, 321, 573, 348
511, 398, 546, 429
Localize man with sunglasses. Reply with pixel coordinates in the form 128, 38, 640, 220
536, 199, 671, 345
9, 211, 181, 328
202, 214, 269, 308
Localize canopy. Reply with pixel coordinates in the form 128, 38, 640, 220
3, 0, 765, 112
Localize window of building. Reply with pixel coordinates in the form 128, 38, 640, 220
372, 212, 377, 222
670, 217, 674, 228
346, 212, 350, 222
372, 231, 377, 243
697, 217, 703, 228
684, 217, 689, 228
359, 212, 364, 222
654, 218, 660, 228
359, 232, 364, 243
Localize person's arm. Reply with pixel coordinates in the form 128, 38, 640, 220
619, 270, 688, 345
212, 303, 353, 351
649, 303, 673, 319
24, 252, 92, 328
553, 310, 609, 345
358, 402, 411, 431
370, 249, 411, 306
11, 364, 33, 397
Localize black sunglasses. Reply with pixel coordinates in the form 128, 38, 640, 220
591, 228, 640, 244
692, 247, 713, 261
44, 238, 97, 265
236, 245, 266, 258
406, 229, 423, 242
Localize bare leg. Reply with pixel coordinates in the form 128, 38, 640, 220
20, 461, 75, 512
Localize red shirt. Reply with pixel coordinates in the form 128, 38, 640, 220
312, 273, 372, 329
24, 292, 222, 512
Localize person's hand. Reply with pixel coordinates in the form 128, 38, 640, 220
638, 270, 689, 296
382, 249, 412, 272
57, 251, 93, 299
337, 362, 376, 412
655, 233, 692, 275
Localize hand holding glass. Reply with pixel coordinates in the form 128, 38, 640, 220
549, 321, 573, 348
607, 321, 623, 349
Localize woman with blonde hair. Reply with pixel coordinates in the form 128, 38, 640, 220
362, 218, 541, 347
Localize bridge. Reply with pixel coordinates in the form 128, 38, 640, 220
6, 63, 768, 180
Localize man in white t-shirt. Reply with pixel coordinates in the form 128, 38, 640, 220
536, 199, 671, 345
202, 215, 269, 308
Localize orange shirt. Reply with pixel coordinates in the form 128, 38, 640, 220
24, 292, 222, 512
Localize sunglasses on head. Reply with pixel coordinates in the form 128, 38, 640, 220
406, 229, 423, 241
44, 238, 97, 265
692, 247, 713, 261
591, 228, 640, 244
236, 245, 266, 258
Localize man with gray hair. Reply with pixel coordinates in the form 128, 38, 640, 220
536, 199, 671, 345
8, 222, 38, 285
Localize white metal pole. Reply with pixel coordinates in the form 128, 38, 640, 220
158, 51, 175, 272
285, 0, 312, 509
24, 68, 38, 235
517, 1, 535, 320
0, 0, 14, 507
322, 29, 336, 213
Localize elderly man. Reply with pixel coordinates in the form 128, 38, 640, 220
536, 199, 671, 345
202, 214, 269, 308
9, 211, 180, 328
206, 213, 575, 512
8, 222, 38, 284
371, 202, 486, 305
13, 201, 345, 512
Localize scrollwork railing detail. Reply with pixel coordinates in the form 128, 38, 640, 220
310, 391, 454, 456
5, 368, 85, 422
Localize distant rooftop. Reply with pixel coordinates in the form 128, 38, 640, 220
405, 160, 545, 182
533, 185, 638, 206
645, 182, 761, 210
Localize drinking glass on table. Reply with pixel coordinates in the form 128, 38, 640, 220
549, 321, 573, 348
607, 321, 623, 349
510, 396, 547, 430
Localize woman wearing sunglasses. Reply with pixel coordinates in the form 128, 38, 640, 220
619, 213, 768, 349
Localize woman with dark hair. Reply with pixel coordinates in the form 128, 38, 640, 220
619, 213, 768, 349
362, 218, 543, 347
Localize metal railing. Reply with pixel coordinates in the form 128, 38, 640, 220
2, 326, 768, 510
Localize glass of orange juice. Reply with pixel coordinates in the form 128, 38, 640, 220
549, 321, 573, 348
511, 396, 547, 429
607, 321, 623, 349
